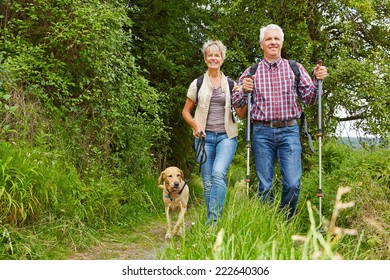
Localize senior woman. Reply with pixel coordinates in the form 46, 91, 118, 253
182, 40, 244, 225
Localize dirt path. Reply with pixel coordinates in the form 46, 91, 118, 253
69, 219, 170, 260
68, 207, 199, 260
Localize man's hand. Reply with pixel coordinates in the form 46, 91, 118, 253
314, 63, 328, 80
242, 76, 254, 93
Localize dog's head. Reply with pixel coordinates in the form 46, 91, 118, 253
158, 166, 184, 192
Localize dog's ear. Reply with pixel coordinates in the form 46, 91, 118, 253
158, 171, 165, 187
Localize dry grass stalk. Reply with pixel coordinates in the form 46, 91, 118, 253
292, 186, 358, 259
328, 186, 358, 244
212, 228, 225, 259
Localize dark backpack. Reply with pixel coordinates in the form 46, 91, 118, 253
195, 75, 236, 123
248, 60, 315, 152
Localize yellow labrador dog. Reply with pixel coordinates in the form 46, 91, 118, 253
158, 166, 189, 239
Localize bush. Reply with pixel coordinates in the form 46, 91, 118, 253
0, 0, 166, 180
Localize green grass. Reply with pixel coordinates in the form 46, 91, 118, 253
0, 140, 164, 260
161, 188, 298, 260
0, 139, 388, 260
160, 140, 390, 260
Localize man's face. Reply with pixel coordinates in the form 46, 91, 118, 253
260, 29, 283, 61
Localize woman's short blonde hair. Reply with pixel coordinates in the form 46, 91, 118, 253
202, 40, 226, 60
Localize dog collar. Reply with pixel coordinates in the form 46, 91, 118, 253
165, 193, 180, 201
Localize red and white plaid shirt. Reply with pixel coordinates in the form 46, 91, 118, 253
232, 58, 319, 121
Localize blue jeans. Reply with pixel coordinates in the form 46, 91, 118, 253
195, 131, 237, 224
252, 123, 302, 219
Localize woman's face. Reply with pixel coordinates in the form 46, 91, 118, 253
204, 48, 223, 70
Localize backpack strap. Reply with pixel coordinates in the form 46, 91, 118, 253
288, 60, 315, 153
288, 60, 302, 101
195, 75, 205, 104
227, 77, 236, 123
301, 112, 315, 152
227, 78, 234, 93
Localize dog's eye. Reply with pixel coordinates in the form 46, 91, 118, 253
168, 175, 173, 178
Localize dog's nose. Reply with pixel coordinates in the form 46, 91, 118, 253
174, 182, 180, 188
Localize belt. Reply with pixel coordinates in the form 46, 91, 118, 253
252, 119, 297, 128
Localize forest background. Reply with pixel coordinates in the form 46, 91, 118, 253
0, 0, 389, 260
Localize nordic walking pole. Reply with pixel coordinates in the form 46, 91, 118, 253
245, 74, 254, 196
317, 60, 324, 228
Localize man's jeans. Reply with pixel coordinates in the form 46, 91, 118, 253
252, 123, 302, 219
195, 131, 237, 224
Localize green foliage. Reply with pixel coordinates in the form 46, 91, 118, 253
128, 0, 212, 168
0, 0, 388, 261
327, 53, 389, 138
0, 140, 165, 259
317, 0, 389, 139
0, 0, 166, 260
300, 140, 389, 259
0, 142, 43, 225
129, 0, 389, 166
0, 0, 164, 177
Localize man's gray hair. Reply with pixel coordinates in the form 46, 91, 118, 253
259, 24, 284, 42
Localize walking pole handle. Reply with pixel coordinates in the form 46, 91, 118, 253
244, 73, 254, 144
